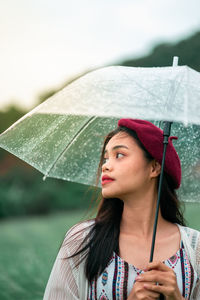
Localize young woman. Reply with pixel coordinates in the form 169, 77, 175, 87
43, 119, 200, 300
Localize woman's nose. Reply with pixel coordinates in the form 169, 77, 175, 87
102, 159, 112, 172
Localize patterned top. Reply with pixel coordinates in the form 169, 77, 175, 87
43, 221, 200, 300
88, 241, 198, 300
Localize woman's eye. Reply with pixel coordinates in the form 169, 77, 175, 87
116, 153, 124, 158
103, 157, 108, 164
103, 153, 124, 163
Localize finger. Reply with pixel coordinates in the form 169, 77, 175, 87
136, 270, 175, 286
134, 282, 160, 299
143, 289, 160, 299
145, 261, 172, 272
135, 271, 164, 283
141, 284, 161, 298
143, 281, 179, 297
143, 282, 165, 293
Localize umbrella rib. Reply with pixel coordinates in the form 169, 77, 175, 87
97, 77, 162, 102
116, 68, 165, 102
164, 72, 184, 115
43, 115, 97, 180
184, 68, 189, 125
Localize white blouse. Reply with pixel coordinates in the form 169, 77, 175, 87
88, 241, 198, 299
43, 221, 200, 300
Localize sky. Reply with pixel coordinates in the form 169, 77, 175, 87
0, 0, 200, 111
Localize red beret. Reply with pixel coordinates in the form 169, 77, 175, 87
118, 119, 181, 189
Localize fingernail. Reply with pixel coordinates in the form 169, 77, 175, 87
135, 275, 142, 281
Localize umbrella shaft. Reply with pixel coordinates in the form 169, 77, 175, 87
149, 143, 167, 300
149, 121, 172, 300
149, 121, 172, 261
149, 143, 167, 262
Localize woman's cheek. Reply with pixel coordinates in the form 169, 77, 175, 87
101, 182, 119, 198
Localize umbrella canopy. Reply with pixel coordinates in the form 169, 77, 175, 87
30, 65, 200, 124
0, 65, 200, 202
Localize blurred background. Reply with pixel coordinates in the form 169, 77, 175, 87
0, 0, 200, 299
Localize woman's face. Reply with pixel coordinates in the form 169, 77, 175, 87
101, 132, 156, 200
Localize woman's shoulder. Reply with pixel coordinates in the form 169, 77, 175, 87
59, 219, 95, 258
179, 225, 200, 277
64, 219, 95, 242
177, 224, 200, 250
178, 224, 200, 236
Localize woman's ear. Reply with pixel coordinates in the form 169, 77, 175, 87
150, 160, 161, 178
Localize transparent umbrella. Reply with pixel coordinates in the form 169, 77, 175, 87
0, 63, 200, 203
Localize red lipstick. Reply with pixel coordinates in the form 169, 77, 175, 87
101, 175, 115, 185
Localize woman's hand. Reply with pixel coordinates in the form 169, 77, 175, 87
130, 261, 184, 300
127, 279, 160, 299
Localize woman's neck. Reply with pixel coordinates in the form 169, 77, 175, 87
119, 188, 166, 240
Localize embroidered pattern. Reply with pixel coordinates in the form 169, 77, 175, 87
189, 263, 194, 299
180, 245, 186, 297
88, 242, 196, 300
102, 270, 108, 286
123, 262, 129, 299
88, 278, 96, 300
167, 253, 179, 269
181, 243, 194, 299
116, 255, 121, 298
99, 290, 109, 300
113, 253, 118, 299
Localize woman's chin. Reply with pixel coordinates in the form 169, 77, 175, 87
102, 190, 112, 199
102, 189, 118, 199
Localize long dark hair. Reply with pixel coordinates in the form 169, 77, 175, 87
65, 126, 185, 283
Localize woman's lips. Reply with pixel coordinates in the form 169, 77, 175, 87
101, 176, 115, 185
102, 179, 114, 185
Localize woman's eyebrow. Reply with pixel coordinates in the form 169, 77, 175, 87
104, 145, 129, 154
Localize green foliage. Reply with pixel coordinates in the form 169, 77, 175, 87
0, 106, 25, 160
121, 31, 200, 71
0, 106, 25, 133
0, 158, 98, 219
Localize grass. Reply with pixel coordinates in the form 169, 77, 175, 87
0, 204, 200, 300
0, 210, 90, 300
183, 202, 200, 230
